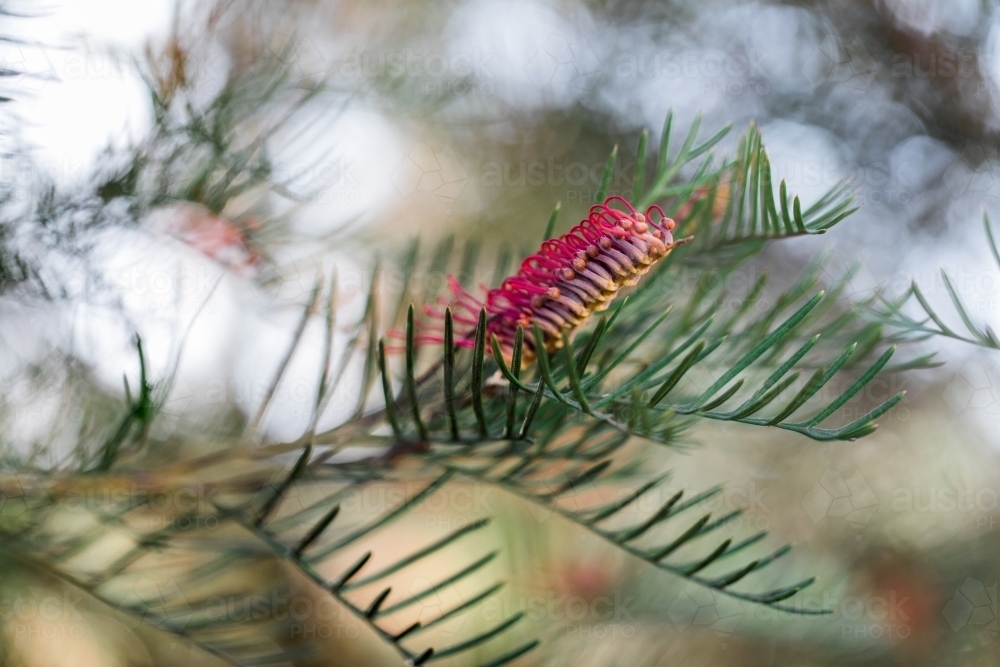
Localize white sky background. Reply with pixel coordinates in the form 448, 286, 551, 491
14, 0, 174, 175
6, 0, 1000, 450
4, 0, 396, 446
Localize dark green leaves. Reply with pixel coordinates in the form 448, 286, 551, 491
629, 113, 856, 255
95, 336, 156, 471
487, 290, 902, 442
714, 126, 857, 242
443, 431, 824, 614
377, 280, 902, 449
595, 144, 618, 203
221, 465, 525, 667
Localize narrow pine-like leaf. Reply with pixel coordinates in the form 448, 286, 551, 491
293, 503, 340, 556
366, 587, 392, 618
475, 641, 541, 667
585, 474, 670, 523
344, 518, 491, 590
378, 340, 404, 438
518, 380, 546, 439
504, 327, 524, 438
696, 379, 744, 412
472, 309, 489, 437
595, 144, 618, 203
415, 583, 505, 633
444, 308, 459, 440
584, 306, 673, 390
377, 552, 498, 616
532, 324, 573, 405
245, 277, 321, 437
542, 201, 561, 241
616, 490, 684, 542
633, 129, 648, 202
430, 613, 525, 660
648, 514, 711, 560
406, 305, 428, 441
722, 335, 819, 418
682, 538, 732, 575
308, 472, 455, 563
648, 341, 706, 407
797, 346, 895, 427
331, 552, 372, 590
656, 110, 673, 177
255, 445, 311, 527
691, 292, 823, 408
561, 339, 591, 412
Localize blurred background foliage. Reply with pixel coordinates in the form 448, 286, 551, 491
1, 0, 1000, 666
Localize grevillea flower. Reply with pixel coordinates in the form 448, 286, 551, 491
165, 203, 263, 276
414, 196, 687, 363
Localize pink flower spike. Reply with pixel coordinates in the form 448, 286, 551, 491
401, 196, 688, 364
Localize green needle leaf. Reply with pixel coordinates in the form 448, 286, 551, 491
472, 308, 488, 437
543, 201, 561, 241
504, 327, 524, 438
596, 144, 618, 203
444, 308, 459, 440
378, 340, 403, 438
633, 129, 648, 202
405, 305, 427, 441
